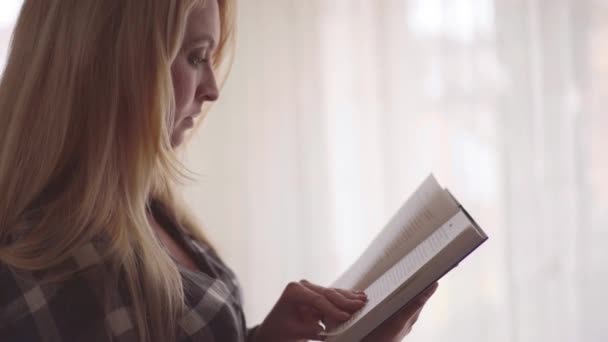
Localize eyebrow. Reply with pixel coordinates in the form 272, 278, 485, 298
185, 34, 217, 50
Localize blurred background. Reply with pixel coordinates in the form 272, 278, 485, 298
2, 1, 607, 341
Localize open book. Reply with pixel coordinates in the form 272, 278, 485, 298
322, 174, 488, 341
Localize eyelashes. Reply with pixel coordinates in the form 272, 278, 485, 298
188, 48, 210, 67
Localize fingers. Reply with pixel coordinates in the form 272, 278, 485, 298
397, 282, 439, 318
288, 320, 326, 341
423, 282, 439, 297
408, 306, 423, 325
334, 288, 366, 302
300, 280, 368, 313
289, 313, 333, 341
416, 282, 438, 305
412, 282, 438, 306
280, 281, 436, 341
285, 282, 352, 322
364, 284, 438, 341
297, 280, 368, 333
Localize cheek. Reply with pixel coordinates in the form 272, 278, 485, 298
171, 60, 196, 120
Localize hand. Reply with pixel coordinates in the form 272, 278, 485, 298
252, 280, 368, 342
362, 283, 438, 342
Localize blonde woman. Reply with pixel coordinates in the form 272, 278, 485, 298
0, 1, 437, 341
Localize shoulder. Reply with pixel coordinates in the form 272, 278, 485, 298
0, 242, 137, 342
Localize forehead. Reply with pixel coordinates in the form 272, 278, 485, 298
184, 1, 220, 43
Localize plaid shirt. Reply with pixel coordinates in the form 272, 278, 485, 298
0, 214, 258, 341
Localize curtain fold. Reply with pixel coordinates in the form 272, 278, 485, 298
184, 1, 607, 341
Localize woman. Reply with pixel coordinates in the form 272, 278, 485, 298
0, 1, 437, 341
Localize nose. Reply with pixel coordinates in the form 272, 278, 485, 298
196, 66, 219, 103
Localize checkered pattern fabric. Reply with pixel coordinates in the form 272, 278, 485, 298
0, 229, 258, 342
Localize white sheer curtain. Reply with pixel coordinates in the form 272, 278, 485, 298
184, 1, 608, 341
1, 1, 606, 341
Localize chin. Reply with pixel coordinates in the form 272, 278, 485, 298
170, 117, 195, 148
170, 130, 185, 148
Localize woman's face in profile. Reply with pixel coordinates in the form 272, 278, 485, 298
170, 0, 221, 147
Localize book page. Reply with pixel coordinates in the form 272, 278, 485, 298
332, 175, 460, 291
326, 210, 472, 337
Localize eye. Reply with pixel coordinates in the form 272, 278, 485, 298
188, 47, 210, 66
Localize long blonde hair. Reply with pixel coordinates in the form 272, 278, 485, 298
0, 0, 235, 341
